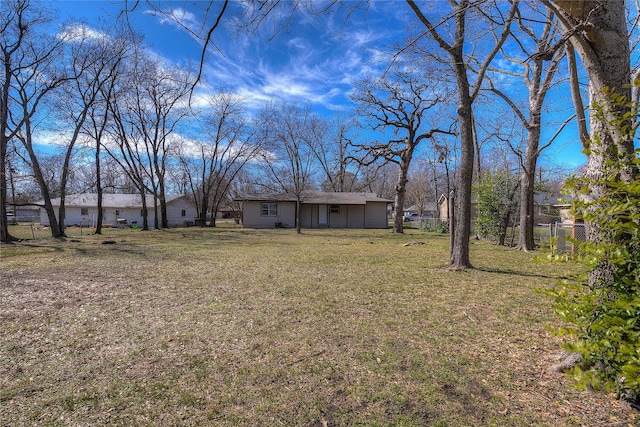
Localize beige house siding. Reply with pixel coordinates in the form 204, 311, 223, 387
347, 205, 366, 228
330, 205, 348, 228
239, 192, 392, 229
364, 202, 388, 228
300, 204, 315, 228
242, 200, 297, 228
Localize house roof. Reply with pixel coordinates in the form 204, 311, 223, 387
43, 193, 188, 208
238, 191, 393, 205
405, 203, 437, 212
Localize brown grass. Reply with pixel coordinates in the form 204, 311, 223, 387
0, 225, 636, 426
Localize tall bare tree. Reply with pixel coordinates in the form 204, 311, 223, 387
352, 66, 452, 233
81, 24, 135, 234
311, 112, 365, 193
178, 91, 259, 227
487, 3, 566, 251
105, 52, 192, 229
257, 102, 324, 234
406, 0, 519, 268
5, 5, 75, 238
0, 0, 62, 241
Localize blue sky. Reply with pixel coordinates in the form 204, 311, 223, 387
50, 0, 586, 169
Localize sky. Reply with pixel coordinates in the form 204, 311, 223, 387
49, 0, 587, 170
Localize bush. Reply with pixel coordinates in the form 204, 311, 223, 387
423, 219, 449, 234
546, 141, 640, 403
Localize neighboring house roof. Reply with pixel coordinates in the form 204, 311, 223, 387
405, 203, 438, 212
238, 191, 393, 205
43, 193, 189, 208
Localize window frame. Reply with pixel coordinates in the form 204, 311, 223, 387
260, 202, 277, 217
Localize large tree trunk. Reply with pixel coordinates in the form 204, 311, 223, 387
450, 59, 474, 269
95, 144, 104, 234
552, 0, 635, 284
1, 61, 14, 242
295, 197, 301, 234
392, 154, 412, 234
516, 126, 540, 251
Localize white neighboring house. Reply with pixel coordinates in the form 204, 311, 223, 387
39, 194, 197, 228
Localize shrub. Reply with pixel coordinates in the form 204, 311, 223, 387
546, 119, 640, 403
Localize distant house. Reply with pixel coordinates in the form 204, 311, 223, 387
237, 191, 392, 229
39, 193, 197, 228
437, 194, 477, 221
436, 193, 564, 225
403, 203, 438, 219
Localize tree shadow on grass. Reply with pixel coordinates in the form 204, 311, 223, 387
474, 266, 569, 280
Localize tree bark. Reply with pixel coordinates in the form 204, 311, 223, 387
392, 153, 411, 233
549, 0, 635, 285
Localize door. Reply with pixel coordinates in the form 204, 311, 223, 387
318, 204, 327, 226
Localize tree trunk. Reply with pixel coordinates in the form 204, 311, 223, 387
392, 154, 412, 234
516, 127, 540, 251
552, 0, 635, 284
295, 197, 301, 234
450, 60, 474, 269
516, 164, 536, 251
1, 60, 16, 242
21, 117, 63, 238
95, 143, 103, 234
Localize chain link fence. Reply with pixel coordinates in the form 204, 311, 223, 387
537, 222, 586, 253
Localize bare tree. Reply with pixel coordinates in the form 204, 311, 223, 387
81, 24, 135, 234
105, 51, 193, 229
257, 102, 323, 234
0, 0, 62, 241
351, 65, 453, 233
5, 5, 74, 238
405, 166, 434, 225
406, 0, 519, 268
132, 57, 192, 228
178, 91, 259, 227
311, 111, 365, 193
487, 3, 566, 251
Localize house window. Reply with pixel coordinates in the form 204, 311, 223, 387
140, 209, 144, 216
81, 208, 88, 216
330, 204, 340, 214
115, 210, 120, 216
181, 209, 186, 217
261, 202, 277, 216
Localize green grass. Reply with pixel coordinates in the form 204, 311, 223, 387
0, 226, 634, 426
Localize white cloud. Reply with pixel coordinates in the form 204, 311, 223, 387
57, 23, 108, 43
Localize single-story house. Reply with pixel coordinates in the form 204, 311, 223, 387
39, 193, 197, 228
7, 207, 40, 223
403, 202, 438, 219
237, 191, 393, 229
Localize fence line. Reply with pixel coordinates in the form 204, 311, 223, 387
537, 222, 586, 253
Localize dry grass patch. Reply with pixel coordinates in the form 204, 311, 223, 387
0, 227, 636, 426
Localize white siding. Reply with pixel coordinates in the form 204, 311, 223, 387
166, 197, 198, 227
38, 194, 197, 228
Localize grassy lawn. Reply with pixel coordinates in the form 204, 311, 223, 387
0, 225, 635, 426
